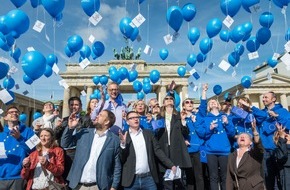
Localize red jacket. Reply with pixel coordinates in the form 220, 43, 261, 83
21, 147, 65, 190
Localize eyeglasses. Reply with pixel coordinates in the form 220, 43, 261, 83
165, 97, 173, 100
128, 116, 140, 120
185, 100, 194, 104
108, 89, 118, 92
7, 111, 19, 115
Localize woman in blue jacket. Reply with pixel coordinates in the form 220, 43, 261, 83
199, 99, 235, 190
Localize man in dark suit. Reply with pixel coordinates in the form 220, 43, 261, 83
61, 109, 121, 190
119, 111, 176, 190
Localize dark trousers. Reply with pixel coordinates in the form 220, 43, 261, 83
207, 154, 228, 190
263, 150, 281, 190
185, 152, 205, 190
0, 178, 26, 190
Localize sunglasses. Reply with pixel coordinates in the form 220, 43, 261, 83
165, 97, 173, 100
128, 116, 140, 120
185, 100, 194, 104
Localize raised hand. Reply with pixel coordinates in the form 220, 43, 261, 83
119, 130, 128, 145
68, 112, 79, 129
276, 123, 286, 139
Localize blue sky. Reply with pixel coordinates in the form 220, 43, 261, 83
0, 0, 289, 104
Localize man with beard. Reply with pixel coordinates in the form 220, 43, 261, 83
62, 110, 121, 190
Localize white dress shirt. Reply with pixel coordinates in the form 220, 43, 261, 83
80, 129, 108, 183
129, 128, 150, 174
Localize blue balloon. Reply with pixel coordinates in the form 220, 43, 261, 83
177, 66, 186, 77
246, 36, 260, 52
5, 33, 15, 47
220, 0, 242, 17
242, 32, 251, 42
234, 44, 245, 56
19, 113, 27, 123
272, 0, 288, 8
81, 0, 100, 17
108, 66, 117, 73
92, 41, 105, 58
166, 6, 183, 32
80, 45, 91, 58
285, 28, 290, 41
259, 12, 274, 28
133, 80, 143, 92
119, 17, 134, 38
130, 27, 139, 42
92, 75, 100, 85
3, 77, 15, 90
206, 18, 222, 38
143, 77, 151, 84
90, 93, 99, 100
219, 30, 230, 42
267, 57, 278, 68
21, 51, 46, 80
128, 70, 138, 82
44, 65, 53, 78
5, 9, 30, 36
242, 0, 260, 12
199, 37, 213, 54
0, 61, 9, 80
196, 53, 207, 63
23, 74, 33, 85
228, 52, 240, 67
243, 22, 253, 35
187, 54, 197, 67
46, 54, 58, 67
213, 85, 222, 95
182, 3, 196, 22
11, 0, 27, 8
231, 25, 246, 43
0, 16, 9, 35
241, 76, 252, 88
173, 91, 181, 107
137, 92, 145, 100
64, 45, 74, 57
149, 70, 160, 84
159, 48, 169, 60
143, 82, 152, 94
42, 0, 65, 18
67, 35, 83, 53
109, 69, 120, 82
256, 27, 271, 45
94, 89, 100, 95
119, 67, 129, 80
99, 75, 108, 85
139, 0, 145, 4
33, 112, 42, 120
30, 0, 41, 8
187, 27, 200, 45
10, 47, 21, 63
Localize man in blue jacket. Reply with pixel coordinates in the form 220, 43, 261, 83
240, 91, 290, 190
62, 109, 121, 190
0, 106, 35, 189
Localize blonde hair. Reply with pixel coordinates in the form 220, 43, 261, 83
207, 99, 221, 112
36, 128, 58, 151
237, 96, 252, 112
132, 100, 149, 115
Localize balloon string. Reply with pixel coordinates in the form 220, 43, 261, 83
125, 0, 128, 16
146, 0, 150, 44
138, 1, 140, 13
166, 0, 169, 34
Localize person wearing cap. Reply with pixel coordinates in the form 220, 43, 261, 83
155, 90, 191, 190
182, 84, 208, 190
91, 82, 127, 135
226, 120, 264, 190
32, 101, 62, 135
0, 106, 35, 190
239, 91, 290, 190
119, 111, 176, 190
198, 96, 235, 190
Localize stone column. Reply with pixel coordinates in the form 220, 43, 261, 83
70, 87, 80, 97
158, 86, 167, 105
280, 94, 288, 110
62, 88, 71, 117
259, 94, 264, 109
86, 86, 94, 107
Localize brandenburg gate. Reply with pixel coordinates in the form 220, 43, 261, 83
60, 59, 190, 117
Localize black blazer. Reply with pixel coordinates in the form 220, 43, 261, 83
155, 113, 192, 172
120, 129, 174, 187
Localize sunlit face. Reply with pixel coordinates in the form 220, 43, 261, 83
4, 108, 20, 122
149, 99, 160, 114
108, 83, 119, 99
96, 110, 108, 128
209, 99, 219, 109
127, 112, 140, 129
69, 100, 81, 113
237, 133, 252, 148
40, 130, 52, 148
43, 102, 54, 113
183, 99, 194, 111
135, 101, 145, 114
262, 92, 275, 107
90, 99, 99, 110
163, 96, 174, 107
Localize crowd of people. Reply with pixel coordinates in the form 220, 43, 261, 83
0, 81, 290, 190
